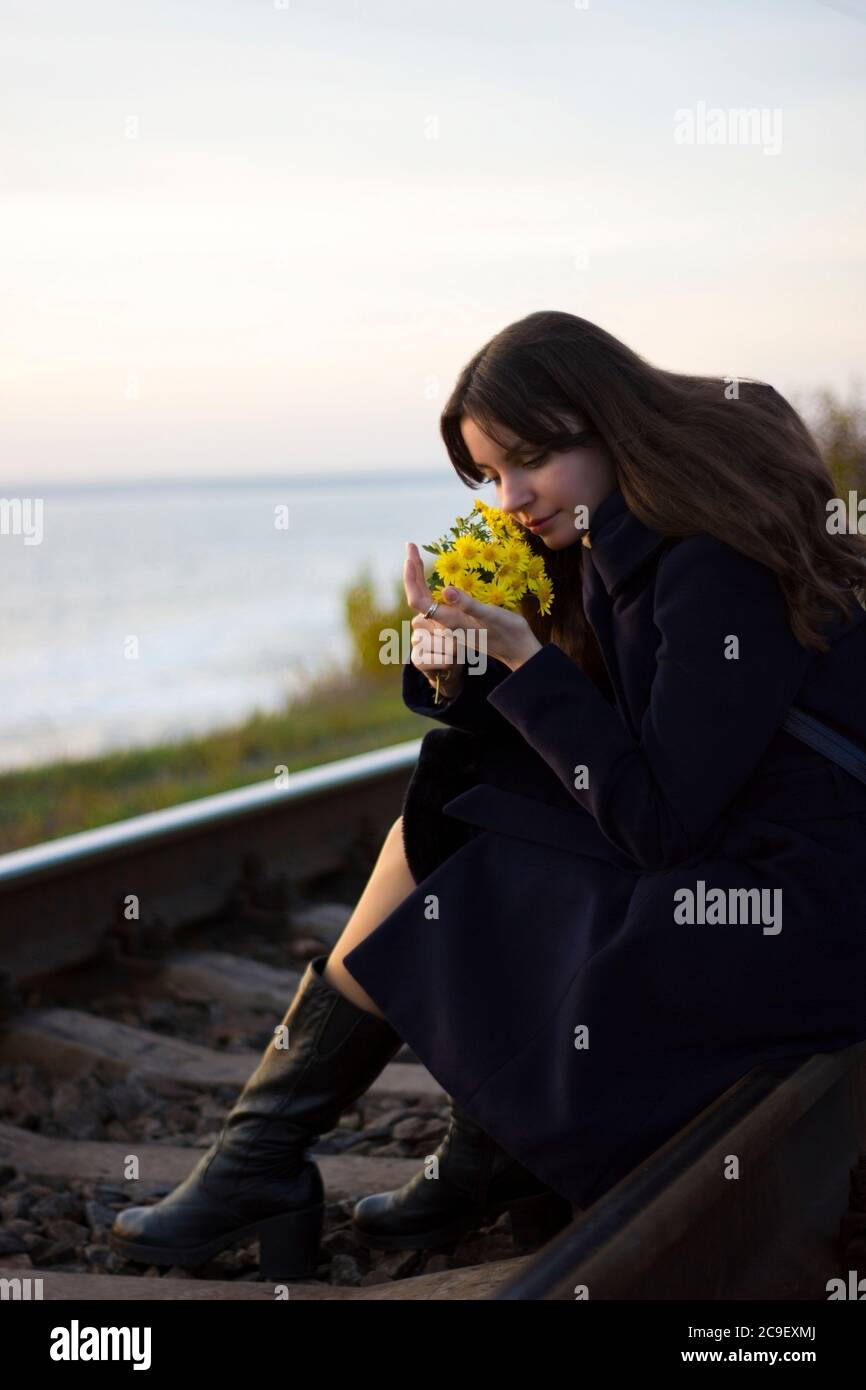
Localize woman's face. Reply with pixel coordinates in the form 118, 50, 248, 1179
460, 414, 617, 548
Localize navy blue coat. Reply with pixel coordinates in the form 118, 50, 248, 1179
343, 485, 866, 1206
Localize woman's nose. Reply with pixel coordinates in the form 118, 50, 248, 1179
498, 478, 535, 515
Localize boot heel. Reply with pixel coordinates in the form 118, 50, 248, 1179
508, 1191, 573, 1248
256, 1203, 324, 1280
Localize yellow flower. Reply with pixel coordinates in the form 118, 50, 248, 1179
453, 534, 484, 570
477, 537, 504, 568
456, 570, 487, 599
480, 577, 518, 608
503, 590, 525, 612
494, 561, 528, 597
472, 498, 521, 537
533, 574, 554, 615
498, 537, 529, 568
434, 551, 467, 584
522, 553, 547, 585
423, 499, 554, 616
483, 506, 510, 536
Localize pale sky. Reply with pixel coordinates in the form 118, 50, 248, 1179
2, 0, 864, 485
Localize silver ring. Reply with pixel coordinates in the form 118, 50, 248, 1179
424, 601, 439, 619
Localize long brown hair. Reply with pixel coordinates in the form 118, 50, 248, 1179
440, 310, 866, 678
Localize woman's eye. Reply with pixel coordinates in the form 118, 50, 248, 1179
479, 451, 548, 483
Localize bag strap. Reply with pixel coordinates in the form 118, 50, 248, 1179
781, 705, 866, 788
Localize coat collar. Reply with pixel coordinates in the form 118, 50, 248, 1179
583, 486, 671, 598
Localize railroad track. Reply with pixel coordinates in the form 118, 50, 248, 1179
0, 743, 566, 1300
0, 940, 559, 1298
1, 741, 865, 1301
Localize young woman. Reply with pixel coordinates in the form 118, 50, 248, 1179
112, 310, 866, 1279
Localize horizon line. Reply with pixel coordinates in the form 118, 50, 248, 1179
0, 466, 452, 495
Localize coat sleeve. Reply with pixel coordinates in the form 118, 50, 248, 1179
402, 652, 516, 737
485, 534, 814, 870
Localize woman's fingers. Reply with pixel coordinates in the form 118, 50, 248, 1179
403, 542, 434, 614
403, 542, 482, 633
403, 543, 462, 623
410, 620, 467, 670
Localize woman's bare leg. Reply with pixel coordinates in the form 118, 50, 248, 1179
323, 815, 417, 1017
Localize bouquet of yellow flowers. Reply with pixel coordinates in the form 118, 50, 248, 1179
422, 498, 554, 701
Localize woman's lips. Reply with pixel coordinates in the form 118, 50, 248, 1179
526, 511, 558, 531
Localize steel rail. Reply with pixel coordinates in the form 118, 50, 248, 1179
0, 739, 423, 890
0, 739, 422, 985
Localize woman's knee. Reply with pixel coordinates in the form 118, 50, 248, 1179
381, 814, 405, 854
386, 814, 415, 885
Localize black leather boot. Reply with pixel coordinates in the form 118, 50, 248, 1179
110, 955, 403, 1279
351, 1104, 573, 1251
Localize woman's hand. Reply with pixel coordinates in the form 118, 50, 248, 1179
403, 543, 467, 694
404, 541, 543, 675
